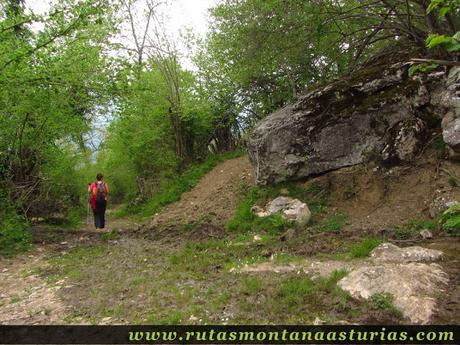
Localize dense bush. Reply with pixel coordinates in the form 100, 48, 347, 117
0, 194, 31, 256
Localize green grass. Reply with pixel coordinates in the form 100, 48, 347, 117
370, 292, 402, 317
349, 238, 382, 258
101, 229, 120, 241
45, 245, 106, 282
406, 219, 436, 230
241, 276, 263, 294
41, 234, 405, 325
315, 213, 349, 232
113, 151, 243, 219
277, 270, 349, 309
394, 218, 437, 239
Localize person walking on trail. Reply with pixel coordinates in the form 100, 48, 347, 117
89, 173, 109, 229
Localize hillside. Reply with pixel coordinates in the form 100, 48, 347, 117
1, 152, 459, 325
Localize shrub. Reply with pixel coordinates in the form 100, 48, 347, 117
441, 203, 460, 236
0, 195, 32, 256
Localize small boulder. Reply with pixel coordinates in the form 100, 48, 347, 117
370, 242, 443, 263
419, 229, 433, 239
254, 196, 311, 226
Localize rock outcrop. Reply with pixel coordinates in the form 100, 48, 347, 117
236, 242, 448, 324
247, 58, 460, 184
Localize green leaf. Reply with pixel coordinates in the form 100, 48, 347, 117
408, 63, 439, 77
427, 0, 443, 13
438, 6, 450, 16
447, 42, 460, 53
426, 34, 452, 49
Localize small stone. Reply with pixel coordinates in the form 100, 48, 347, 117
2, 268, 9, 273
253, 235, 262, 241
420, 229, 433, 239
313, 317, 325, 325
60, 241, 68, 245
189, 315, 199, 322
370, 243, 443, 262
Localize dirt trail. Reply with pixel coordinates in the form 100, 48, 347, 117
0, 250, 67, 324
0, 216, 139, 324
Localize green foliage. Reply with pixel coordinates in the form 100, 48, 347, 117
277, 277, 317, 307
424, 1, 460, 53
0, 0, 118, 227
408, 63, 439, 77
349, 238, 382, 258
406, 219, 437, 230
441, 203, 460, 235
426, 32, 460, 52
101, 229, 119, 241
370, 292, 402, 316
241, 276, 263, 294
394, 218, 437, 239
427, 0, 460, 17
228, 180, 330, 233
0, 194, 31, 256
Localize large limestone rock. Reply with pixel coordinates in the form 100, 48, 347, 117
339, 243, 448, 324
338, 262, 448, 324
247, 59, 455, 184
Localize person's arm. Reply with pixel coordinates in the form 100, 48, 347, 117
105, 183, 109, 200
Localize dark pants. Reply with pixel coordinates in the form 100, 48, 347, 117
93, 199, 107, 229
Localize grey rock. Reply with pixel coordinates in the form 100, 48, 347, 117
256, 196, 312, 226
338, 262, 448, 324
420, 229, 433, 239
441, 67, 460, 155
370, 242, 443, 263
382, 118, 426, 162
442, 111, 460, 155
247, 61, 453, 184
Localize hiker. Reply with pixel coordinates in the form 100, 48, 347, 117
89, 173, 109, 229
